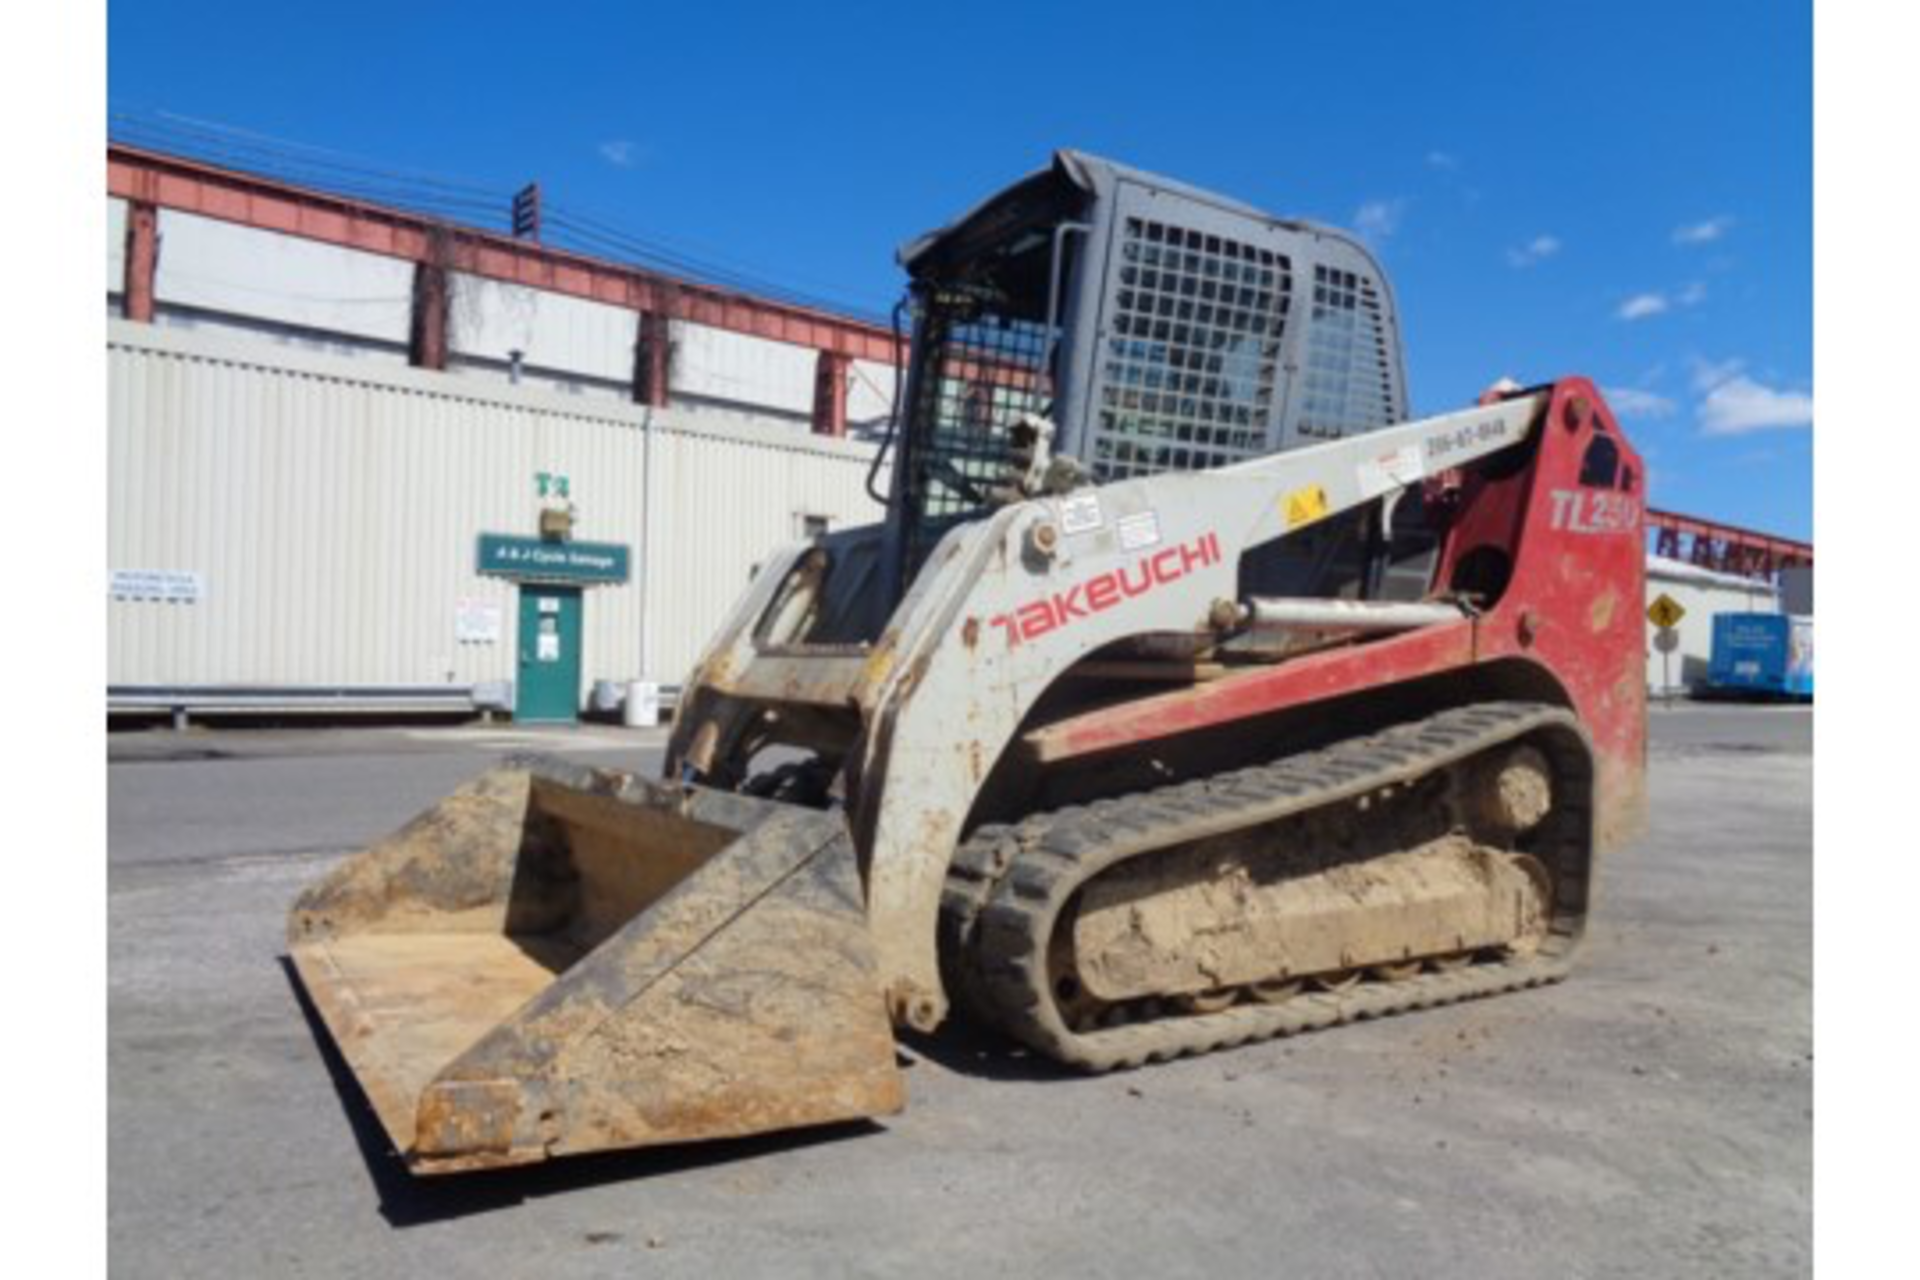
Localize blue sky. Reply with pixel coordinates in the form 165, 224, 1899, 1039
108, 0, 1811, 539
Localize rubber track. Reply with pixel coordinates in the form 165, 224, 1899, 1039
946, 700, 1591, 1072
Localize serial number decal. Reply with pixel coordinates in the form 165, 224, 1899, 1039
1116, 509, 1162, 551
1425, 417, 1512, 464
1548, 488, 1641, 535
1059, 492, 1104, 536
1356, 443, 1426, 499
988, 532, 1223, 649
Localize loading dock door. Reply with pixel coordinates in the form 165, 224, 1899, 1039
515, 586, 582, 723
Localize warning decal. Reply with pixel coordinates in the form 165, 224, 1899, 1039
1284, 484, 1331, 529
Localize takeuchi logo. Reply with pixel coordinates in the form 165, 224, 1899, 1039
987, 532, 1223, 648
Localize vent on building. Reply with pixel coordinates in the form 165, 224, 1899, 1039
1092, 218, 1291, 479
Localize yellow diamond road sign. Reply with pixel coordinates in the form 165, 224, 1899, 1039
1647, 593, 1686, 630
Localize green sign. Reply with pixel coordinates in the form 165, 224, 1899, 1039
477, 534, 630, 584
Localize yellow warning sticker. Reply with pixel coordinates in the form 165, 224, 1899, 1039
1284, 484, 1330, 529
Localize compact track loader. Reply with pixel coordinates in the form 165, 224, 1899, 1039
289, 152, 1647, 1173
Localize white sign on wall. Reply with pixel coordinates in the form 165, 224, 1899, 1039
455, 599, 504, 644
109, 569, 204, 603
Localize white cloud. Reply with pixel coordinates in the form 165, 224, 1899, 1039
1353, 198, 1406, 242
1699, 375, 1813, 435
1690, 356, 1747, 392
1426, 150, 1459, 171
1505, 234, 1562, 268
1617, 293, 1669, 321
1615, 283, 1702, 320
1604, 387, 1678, 419
597, 139, 639, 168
1673, 215, 1734, 246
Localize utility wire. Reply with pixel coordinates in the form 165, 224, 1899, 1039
540, 199, 890, 317
110, 107, 514, 201
109, 105, 893, 322
540, 211, 887, 320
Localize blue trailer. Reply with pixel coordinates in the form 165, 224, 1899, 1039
1706, 613, 1813, 700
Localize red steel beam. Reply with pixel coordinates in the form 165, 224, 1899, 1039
634, 309, 670, 408
106, 144, 900, 364
1647, 507, 1812, 575
408, 263, 449, 370
812, 351, 851, 437
123, 200, 158, 322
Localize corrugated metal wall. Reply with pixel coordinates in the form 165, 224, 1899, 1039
156, 209, 416, 346
447, 273, 636, 388
108, 321, 883, 697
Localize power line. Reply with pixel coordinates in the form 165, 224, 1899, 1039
111, 106, 513, 201
110, 115, 511, 228
540, 210, 887, 320
538, 195, 892, 313
108, 105, 893, 323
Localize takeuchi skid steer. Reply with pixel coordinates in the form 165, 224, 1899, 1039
288, 152, 1647, 1174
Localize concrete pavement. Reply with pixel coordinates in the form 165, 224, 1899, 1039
108, 705, 1811, 1278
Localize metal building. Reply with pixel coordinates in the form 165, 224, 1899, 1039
108, 321, 881, 722
106, 143, 906, 723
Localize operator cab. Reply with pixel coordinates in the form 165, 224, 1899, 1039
885, 151, 1418, 603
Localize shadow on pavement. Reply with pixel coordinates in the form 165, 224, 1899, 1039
899, 1017, 1080, 1084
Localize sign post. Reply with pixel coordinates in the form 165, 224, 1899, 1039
1647, 593, 1688, 704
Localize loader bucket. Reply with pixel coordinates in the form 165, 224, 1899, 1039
286, 756, 905, 1174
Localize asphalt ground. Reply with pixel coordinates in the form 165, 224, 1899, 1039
108, 703, 1812, 1278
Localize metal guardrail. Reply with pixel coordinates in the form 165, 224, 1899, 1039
110, 685, 483, 730
108, 684, 683, 730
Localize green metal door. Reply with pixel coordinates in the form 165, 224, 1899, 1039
515, 586, 583, 723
